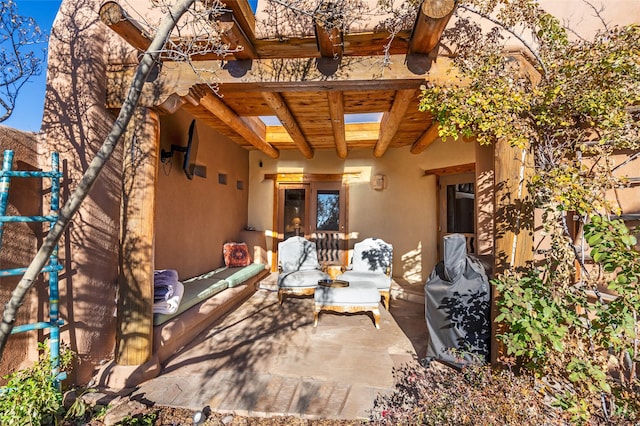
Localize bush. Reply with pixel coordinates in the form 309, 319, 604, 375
0, 342, 73, 425
369, 361, 565, 425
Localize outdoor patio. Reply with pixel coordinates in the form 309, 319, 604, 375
131, 278, 427, 420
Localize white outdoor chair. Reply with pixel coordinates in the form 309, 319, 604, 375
277, 236, 330, 305
336, 237, 393, 309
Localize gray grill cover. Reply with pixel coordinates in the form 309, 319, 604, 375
424, 234, 491, 367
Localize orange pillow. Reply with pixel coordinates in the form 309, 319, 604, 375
223, 242, 252, 267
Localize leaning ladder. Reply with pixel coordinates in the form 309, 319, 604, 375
0, 149, 65, 387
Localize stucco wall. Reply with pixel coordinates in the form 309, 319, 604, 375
248, 139, 476, 285
154, 110, 251, 280
0, 127, 44, 380
39, 0, 123, 384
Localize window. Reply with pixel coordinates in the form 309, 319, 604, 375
316, 190, 340, 231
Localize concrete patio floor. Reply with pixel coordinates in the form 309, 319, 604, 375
132, 281, 427, 421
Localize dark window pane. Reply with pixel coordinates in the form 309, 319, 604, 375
316, 190, 339, 231
284, 189, 305, 238
446, 183, 474, 234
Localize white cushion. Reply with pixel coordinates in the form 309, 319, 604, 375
278, 236, 321, 271
337, 270, 391, 290
314, 281, 379, 306
351, 238, 392, 274
278, 269, 328, 288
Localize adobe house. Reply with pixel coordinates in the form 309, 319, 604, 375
1, 0, 638, 387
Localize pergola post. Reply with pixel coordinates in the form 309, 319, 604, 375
491, 138, 535, 364
115, 108, 160, 365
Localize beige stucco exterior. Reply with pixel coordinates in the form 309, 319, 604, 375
0, 0, 638, 387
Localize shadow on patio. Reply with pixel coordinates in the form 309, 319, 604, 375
132, 279, 427, 420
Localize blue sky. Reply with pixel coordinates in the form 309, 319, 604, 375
3, 1, 61, 132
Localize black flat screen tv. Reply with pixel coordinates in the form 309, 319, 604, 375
183, 119, 199, 180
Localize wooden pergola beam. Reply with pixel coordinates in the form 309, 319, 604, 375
106, 55, 440, 110
199, 94, 280, 159
409, 0, 457, 54
220, 0, 257, 41
261, 92, 313, 159
99, 0, 420, 62
410, 122, 440, 154
423, 162, 474, 176
314, 2, 343, 60
99, 1, 151, 51
217, 12, 258, 60
327, 91, 347, 159
374, 89, 416, 157
315, 25, 343, 58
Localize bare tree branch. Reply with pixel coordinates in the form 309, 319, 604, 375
0, 0, 46, 122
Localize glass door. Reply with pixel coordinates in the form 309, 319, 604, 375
310, 182, 347, 265
278, 185, 309, 240
276, 180, 347, 265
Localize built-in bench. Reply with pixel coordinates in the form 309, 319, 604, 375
153, 263, 269, 363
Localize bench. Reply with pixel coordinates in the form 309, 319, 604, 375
153, 263, 268, 363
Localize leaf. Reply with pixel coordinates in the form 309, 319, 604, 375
587, 232, 603, 246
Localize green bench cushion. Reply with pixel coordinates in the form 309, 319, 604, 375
153, 277, 228, 325
153, 264, 266, 326
210, 263, 266, 287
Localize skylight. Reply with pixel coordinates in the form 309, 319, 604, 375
259, 116, 281, 126
345, 113, 383, 124
259, 113, 382, 127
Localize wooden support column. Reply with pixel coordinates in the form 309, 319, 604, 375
115, 108, 160, 365
491, 138, 535, 365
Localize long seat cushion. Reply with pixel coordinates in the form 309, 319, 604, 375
314, 281, 379, 306
153, 263, 267, 326
154, 276, 228, 326
212, 263, 267, 287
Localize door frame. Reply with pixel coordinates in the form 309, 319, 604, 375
269, 173, 351, 271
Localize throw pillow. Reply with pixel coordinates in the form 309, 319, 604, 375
223, 242, 252, 267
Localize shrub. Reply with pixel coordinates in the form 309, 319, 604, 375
0, 342, 73, 425
369, 361, 565, 425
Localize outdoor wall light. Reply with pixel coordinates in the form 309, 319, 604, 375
372, 173, 387, 190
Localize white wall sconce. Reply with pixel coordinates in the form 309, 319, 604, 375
372, 173, 387, 191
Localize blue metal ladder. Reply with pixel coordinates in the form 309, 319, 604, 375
0, 149, 65, 387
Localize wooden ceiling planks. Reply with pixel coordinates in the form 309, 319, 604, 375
101, 0, 461, 158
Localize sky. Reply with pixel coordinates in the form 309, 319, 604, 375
2, 1, 62, 132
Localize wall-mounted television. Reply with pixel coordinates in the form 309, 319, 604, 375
182, 119, 199, 179
160, 119, 202, 180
